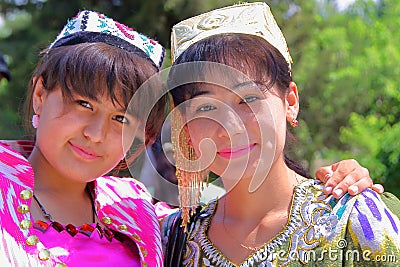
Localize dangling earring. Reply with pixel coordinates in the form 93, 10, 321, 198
290, 118, 299, 127
32, 114, 40, 128
171, 108, 209, 230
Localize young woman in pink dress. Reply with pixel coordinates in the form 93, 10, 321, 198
0, 10, 167, 266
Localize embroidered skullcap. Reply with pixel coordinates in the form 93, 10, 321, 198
171, 2, 292, 69
50, 10, 165, 69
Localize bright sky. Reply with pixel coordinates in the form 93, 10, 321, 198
337, 0, 357, 10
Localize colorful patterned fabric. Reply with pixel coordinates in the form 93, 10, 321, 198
33, 221, 141, 266
0, 140, 170, 266
50, 10, 165, 69
162, 179, 400, 266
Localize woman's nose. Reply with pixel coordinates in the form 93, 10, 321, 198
83, 115, 108, 142
217, 109, 247, 139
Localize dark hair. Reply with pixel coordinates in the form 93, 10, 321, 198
169, 33, 311, 178
25, 42, 167, 170
170, 33, 291, 105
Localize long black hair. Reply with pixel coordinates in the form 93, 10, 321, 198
169, 33, 311, 178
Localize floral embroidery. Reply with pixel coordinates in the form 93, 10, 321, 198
49, 10, 165, 69
182, 180, 339, 267
163, 180, 400, 267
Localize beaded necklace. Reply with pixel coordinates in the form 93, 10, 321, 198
33, 185, 96, 223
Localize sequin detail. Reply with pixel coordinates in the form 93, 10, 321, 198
163, 183, 400, 267
33, 220, 122, 242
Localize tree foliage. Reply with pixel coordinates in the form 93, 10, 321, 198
0, 0, 398, 191
330, 0, 400, 194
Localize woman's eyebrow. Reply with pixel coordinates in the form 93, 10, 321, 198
232, 80, 254, 89
191, 90, 212, 98
115, 106, 127, 113
231, 80, 264, 90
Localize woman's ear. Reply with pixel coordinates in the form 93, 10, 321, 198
32, 76, 47, 115
285, 81, 299, 122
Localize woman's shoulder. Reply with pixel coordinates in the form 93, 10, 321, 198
333, 188, 400, 221
161, 200, 215, 246
96, 176, 174, 220
0, 140, 33, 166
380, 191, 400, 217
0, 140, 34, 156
329, 189, 400, 251
96, 175, 153, 202
303, 179, 400, 222
162, 200, 216, 225
0, 140, 34, 188
297, 179, 400, 239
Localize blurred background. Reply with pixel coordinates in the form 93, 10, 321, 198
0, 0, 399, 195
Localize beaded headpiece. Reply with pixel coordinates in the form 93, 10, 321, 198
50, 10, 165, 69
171, 2, 292, 69
170, 2, 292, 228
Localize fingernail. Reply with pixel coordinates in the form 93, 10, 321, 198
375, 184, 384, 193
379, 186, 384, 193
334, 188, 343, 198
325, 186, 332, 194
349, 185, 358, 195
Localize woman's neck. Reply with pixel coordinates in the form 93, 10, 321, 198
220, 159, 298, 219
28, 145, 87, 195
28, 146, 94, 225
207, 158, 302, 264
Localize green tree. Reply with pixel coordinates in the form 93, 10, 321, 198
0, 0, 398, 193
332, 0, 400, 192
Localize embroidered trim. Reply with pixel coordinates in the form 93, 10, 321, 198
49, 10, 165, 69
184, 180, 337, 267
33, 220, 126, 242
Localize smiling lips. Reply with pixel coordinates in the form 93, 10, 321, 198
218, 144, 256, 159
70, 142, 100, 160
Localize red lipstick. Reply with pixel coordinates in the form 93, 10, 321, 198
69, 142, 100, 160
218, 144, 255, 159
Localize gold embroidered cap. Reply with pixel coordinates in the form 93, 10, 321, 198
171, 2, 292, 68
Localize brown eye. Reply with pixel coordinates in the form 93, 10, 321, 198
240, 95, 259, 104
113, 115, 129, 124
196, 104, 216, 112
77, 100, 93, 110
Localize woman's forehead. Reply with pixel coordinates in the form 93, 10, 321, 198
188, 71, 267, 100
204, 60, 269, 83
194, 81, 263, 95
